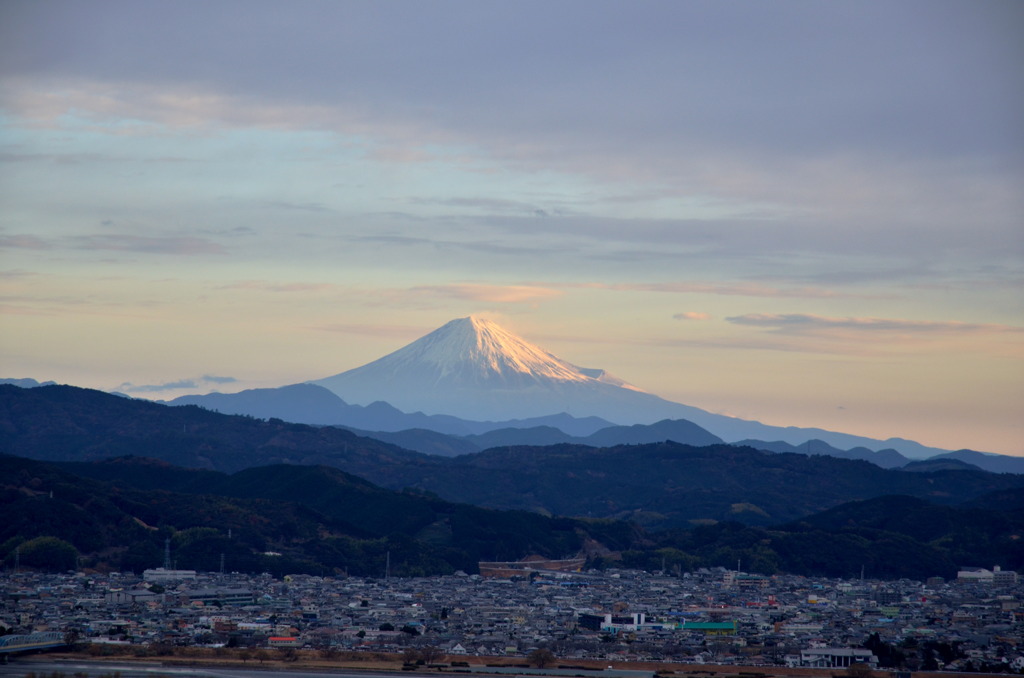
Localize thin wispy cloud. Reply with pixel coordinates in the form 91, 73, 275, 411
554, 281, 876, 300
313, 322, 427, 339
0, 269, 39, 279
263, 200, 334, 213
200, 375, 237, 384
117, 374, 238, 394
217, 280, 337, 293
408, 284, 563, 304
408, 196, 567, 216
4, 232, 230, 256
726, 313, 1024, 335
0, 234, 52, 250
117, 379, 198, 393
673, 312, 712, 321
621, 282, 853, 299
69, 234, 226, 255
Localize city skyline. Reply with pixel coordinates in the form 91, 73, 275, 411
1, 1, 1021, 454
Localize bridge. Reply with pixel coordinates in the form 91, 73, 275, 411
0, 631, 67, 659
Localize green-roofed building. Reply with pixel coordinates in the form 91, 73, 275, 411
681, 621, 737, 636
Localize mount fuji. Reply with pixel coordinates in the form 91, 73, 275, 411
312, 316, 678, 424
310, 316, 945, 457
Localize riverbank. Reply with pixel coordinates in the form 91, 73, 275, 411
13, 648, 949, 678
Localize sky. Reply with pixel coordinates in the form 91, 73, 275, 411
1, 0, 1022, 455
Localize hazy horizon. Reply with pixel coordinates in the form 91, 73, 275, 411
1, 1, 1021, 455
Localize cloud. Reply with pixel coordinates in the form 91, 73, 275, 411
0, 234, 52, 250
3, 3, 1020, 276
116, 374, 238, 393
200, 374, 237, 384
0, 269, 39, 279
622, 282, 851, 299
352, 230, 555, 258
217, 280, 337, 293
558, 280, 875, 300
726, 313, 1024, 335
70, 234, 226, 255
354, 234, 434, 246
407, 284, 563, 304
5, 2, 1019, 165
4, 232, 229, 256
263, 201, 334, 213
313, 322, 426, 338
407, 196, 564, 216
117, 379, 198, 393
673, 312, 711, 321
210, 280, 564, 305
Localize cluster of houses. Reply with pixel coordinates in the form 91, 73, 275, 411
2, 564, 1022, 672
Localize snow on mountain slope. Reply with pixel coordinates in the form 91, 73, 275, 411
311, 316, 662, 422
328, 316, 643, 390
311, 316, 954, 458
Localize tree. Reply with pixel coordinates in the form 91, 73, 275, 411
528, 648, 557, 668
420, 645, 445, 664
17, 536, 79, 572
864, 632, 905, 668
846, 663, 874, 678
63, 629, 81, 648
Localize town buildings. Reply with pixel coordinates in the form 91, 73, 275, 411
2, 566, 1022, 672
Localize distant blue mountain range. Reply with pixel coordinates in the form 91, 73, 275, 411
156, 381, 1024, 474
7, 372, 1019, 474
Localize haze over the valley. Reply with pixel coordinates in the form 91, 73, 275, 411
1, 1, 1021, 455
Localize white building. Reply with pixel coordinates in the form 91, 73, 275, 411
958, 565, 1019, 585
143, 567, 197, 582
795, 648, 878, 669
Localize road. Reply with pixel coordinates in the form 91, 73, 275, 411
0, 659, 403, 677
0, 659, 654, 678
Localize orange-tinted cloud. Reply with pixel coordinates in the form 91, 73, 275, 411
408, 284, 563, 304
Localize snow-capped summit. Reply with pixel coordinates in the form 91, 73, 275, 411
338, 315, 641, 389
311, 316, 677, 423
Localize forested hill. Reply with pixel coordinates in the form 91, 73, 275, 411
3, 454, 1023, 580
0, 454, 638, 577
383, 442, 1024, 528
3, 384, 1024, 530
0, 383, 430, 474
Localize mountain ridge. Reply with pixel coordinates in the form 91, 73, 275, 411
6, 452, 1023, 580
306, 317, 978, 458
4, 384, 1023, 530
167, 382, 616, 437
7, 376, 1017, 470
310, 316, 672, 424
1, 317, 1000, 459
